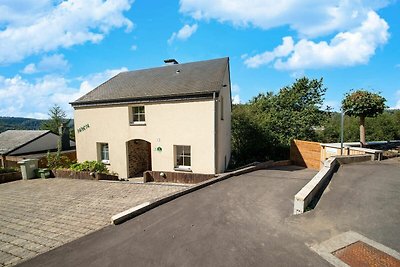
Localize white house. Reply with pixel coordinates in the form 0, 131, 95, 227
71, 57, 232, 178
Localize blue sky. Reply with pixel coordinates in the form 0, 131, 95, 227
0, 0, 399, 118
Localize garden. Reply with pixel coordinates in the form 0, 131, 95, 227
46, 152, 119, 181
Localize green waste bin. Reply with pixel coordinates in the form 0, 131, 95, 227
37, 168, 51, 179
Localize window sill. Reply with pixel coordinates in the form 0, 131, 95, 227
130, 122, 146, 126
101, 160, 110, 165
174, 166, 192, 172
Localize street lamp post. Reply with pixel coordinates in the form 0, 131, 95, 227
340, 108, 352, 155
340, 109, 344, 155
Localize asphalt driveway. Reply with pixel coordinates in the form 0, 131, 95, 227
14, 159, 400, 266
0, 178, 185, 266
17, 166, 329, 267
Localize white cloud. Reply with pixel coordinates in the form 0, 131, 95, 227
244, 11, 389, 70
22, 63, 37, 74
244, 37, 294, 68
168, 24, 198, 44
130, 44, 138, 51
232, 94, 241, 104
180, 1, 391, 71
393, 90, 400, 109
22, 54, 69, 74
0, 67, 127, 118
231, 84, 240, 94
179, 0, 389, 38
0, 0, 133, 64
76, 68, 128, 97
231, 83, 241, 104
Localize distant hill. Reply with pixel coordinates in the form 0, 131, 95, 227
0, 117, 74, 134
0, 117, 44, 133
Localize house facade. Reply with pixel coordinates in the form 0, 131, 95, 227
71, 58, 231, 178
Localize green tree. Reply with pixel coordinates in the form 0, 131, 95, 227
230, 77, 329, 167
251, 77, 328, 145
317, 110, 400, 143
41, 105, 70, 134
342, 90, 386, 146
230, 104, 272, 167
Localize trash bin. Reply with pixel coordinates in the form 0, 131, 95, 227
18, 159, 39, 180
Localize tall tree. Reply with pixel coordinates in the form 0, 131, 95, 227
230, 104, 272, 167
230, 77, 329, 167
41, 105, 70, 134
342, 90, 386, 147
251, 77, 328, 146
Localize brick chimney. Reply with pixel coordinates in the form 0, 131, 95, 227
58, 123, 71, 151
164, 59, 179, 65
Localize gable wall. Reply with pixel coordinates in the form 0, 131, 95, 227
215, 67, 232, 173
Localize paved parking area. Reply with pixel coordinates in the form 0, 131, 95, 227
0, 178, 185, 266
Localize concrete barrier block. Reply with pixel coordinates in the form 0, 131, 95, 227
294, 159, 338, 215
111, 202, 151, 224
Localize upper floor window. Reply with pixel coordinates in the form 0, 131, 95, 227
131, 106, 145, 125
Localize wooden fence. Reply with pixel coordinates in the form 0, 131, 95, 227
290, 140, 321, 170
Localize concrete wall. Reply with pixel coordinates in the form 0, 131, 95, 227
74, 99, 218, 178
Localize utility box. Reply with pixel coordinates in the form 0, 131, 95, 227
18, 159, 39, 180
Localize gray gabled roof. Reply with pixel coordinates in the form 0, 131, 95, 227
71, 57, 229, 107
0, 130, 50, 155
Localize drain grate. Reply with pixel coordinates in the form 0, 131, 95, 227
333, 241, 400, 267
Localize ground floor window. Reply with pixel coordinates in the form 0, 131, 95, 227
174, 145, 191, 171
99, 143, 109, 164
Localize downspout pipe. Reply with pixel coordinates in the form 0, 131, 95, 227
213, 91, 218, 174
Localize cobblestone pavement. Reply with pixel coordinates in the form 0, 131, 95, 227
0, 178, 186, 266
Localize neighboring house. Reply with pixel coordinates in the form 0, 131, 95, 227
71, 57, 231, 177
0, 130, 76, 168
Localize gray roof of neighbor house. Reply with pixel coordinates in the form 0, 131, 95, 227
71, 57, 229, 107
0, 130, 50, 155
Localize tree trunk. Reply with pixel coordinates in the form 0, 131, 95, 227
359, 116, 366, 147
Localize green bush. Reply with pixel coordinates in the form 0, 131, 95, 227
0, 167, 19, 174
46, 152, 74, 169
69, 161, 109, 174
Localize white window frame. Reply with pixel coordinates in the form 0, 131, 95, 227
174, 145, 191, 171
99, 143, 110, 164
131, 106, 146, 125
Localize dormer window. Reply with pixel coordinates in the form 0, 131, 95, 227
131, 106, 145, 125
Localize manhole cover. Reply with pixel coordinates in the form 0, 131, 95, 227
333, 241, 400, 267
